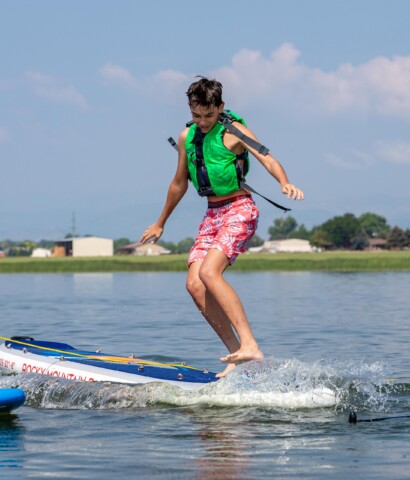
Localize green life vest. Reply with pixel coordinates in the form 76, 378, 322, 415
168, 111, 291, 211
185, 110, 250, 197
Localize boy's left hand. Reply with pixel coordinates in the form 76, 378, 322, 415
140, 223, 164, 244
282, 183, 304, 200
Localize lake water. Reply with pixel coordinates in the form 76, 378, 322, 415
1, 272, 409, 479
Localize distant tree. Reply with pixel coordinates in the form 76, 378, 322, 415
247, 234, 264, 248
38, 239, 55, 249
7, 240, 37, 257
0, 239, 12, 254
358, 212, 390, 238
7, 248, 26, 257
405, 230, 410, 248
114, 237, 131, 254
158, 240, 178, 253
291, 224, 311, 240
351, 230, 370, 250
318, 213, 360, 249
268, 216, 298, 240
309, 229, 332, 249
386, 226, 407, 249
176, 237, 195, 254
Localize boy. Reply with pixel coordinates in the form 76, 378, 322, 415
140, 77, 304, 377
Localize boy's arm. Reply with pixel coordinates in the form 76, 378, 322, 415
232, 122, 304, 200
140, 130, 189, 244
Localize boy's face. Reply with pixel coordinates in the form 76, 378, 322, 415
190, 103, 224, 134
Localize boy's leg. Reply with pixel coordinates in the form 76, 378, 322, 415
186, 262, 240, 354
198, 248, 263, 371
187, 196, 262, 375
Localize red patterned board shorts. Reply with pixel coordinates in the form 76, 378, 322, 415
188, 195, 259, 267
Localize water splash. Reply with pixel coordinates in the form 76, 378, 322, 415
323, 358, 399, 413
165, 359, 338, 409
1, 357, 399, 412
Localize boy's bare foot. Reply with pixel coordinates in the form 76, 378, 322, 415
220, 345, 264, 364
216, 346, 264, 378
215, 362, 236, 378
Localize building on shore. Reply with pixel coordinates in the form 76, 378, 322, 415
120, 242, 170, 256
249, 238, 319, 254
366, 238, 387, 251
53, 237, 113, 257
31, 248, 52, 258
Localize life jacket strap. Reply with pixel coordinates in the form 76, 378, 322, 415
219, 112, 270, 156
240, 181, 291, 212
191, 128, 215, 197
168, 137, 177, 150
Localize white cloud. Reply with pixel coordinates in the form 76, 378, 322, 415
99, 62, 138, 88
99, 44, 410, 118
375, 140, 410, 165
98, 63, 190, 105
324, 153, 357, 169
324, 149, 373, 170
212, 44, 410, 117
325, 141, 410, 170
213, 43, 305, 106
154, 69, 188, 85
0, 126, 10, 142
309, 55, 410, 116
26, 71, 87, 109
150, 70, 190, 102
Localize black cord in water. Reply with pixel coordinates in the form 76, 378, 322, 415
349, 411, 410, 423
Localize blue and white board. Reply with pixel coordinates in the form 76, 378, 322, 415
0, 388, 26, 413
0, 336, 218, 391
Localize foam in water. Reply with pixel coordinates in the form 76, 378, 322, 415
0, 357, 397, 412
164, 359, 338, 409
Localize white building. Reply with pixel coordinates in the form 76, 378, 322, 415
31, 248, 52, 258
120, 242, 170, 256
262, 239, 318, 253
54, 237, 113, 257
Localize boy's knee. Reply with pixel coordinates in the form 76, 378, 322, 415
198, 263, 217, 288
186, 274, 203, 299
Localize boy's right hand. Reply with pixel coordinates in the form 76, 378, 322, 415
140, 224, 164, 244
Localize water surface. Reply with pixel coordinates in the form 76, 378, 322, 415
1, 272, 409, 479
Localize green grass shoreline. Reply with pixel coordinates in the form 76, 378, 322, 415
1, 251, 409, 273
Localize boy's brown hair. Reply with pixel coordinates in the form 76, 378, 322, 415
186, 76, 223, 108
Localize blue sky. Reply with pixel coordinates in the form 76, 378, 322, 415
1, 0, 409, 241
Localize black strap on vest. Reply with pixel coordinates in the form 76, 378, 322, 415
168, 137, 177, 150
191, 128, 215, 196
240, 181, 291, 212
219, 112, 270, 156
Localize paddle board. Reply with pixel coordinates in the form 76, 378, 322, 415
0, 336, 218, 391
0, 388, 26, 413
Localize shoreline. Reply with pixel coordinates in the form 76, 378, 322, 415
0, 251, 409, 273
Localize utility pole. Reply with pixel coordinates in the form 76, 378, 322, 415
71, 212, 77, 238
